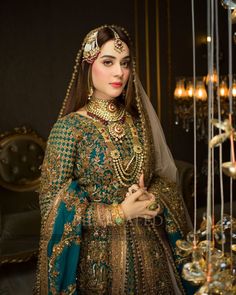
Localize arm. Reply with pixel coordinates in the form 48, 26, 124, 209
39, 118, 86, 224
82, 202, 125, 227
40, 118, 125, 228
37, 118, 89, 294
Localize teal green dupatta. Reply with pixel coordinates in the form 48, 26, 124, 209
41, 181, 196, 295
41, 181, 88, 294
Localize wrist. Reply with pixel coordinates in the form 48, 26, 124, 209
112, 203, 126, 225
120, 202, 128, 219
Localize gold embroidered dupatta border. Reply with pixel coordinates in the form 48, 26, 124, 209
111, 226, 127, 294
38, 180, 88, 295
38, 183, 68, 294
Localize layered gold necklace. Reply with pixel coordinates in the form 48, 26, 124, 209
86, 97, 144, 186
86, 97, 126, 142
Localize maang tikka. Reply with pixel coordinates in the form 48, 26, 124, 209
82, 27, 124, 64
110, 28, 124, 54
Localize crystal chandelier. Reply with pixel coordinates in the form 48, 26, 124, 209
174, 75, 236, 140
174, 1, 236, 293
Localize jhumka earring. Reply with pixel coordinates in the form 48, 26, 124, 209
122, 89, 126, 99
88, 86, 93, 100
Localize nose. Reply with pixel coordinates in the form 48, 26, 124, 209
114, 63, 124, 77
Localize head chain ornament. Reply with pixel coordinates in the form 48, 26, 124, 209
82, 26, 125, 64
58, 25, 132, 119
82, 29, 100, 64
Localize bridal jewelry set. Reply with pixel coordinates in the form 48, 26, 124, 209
83, 27, 158, 211
86, 97, 144, 188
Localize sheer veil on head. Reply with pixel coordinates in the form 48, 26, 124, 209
135, 75, 177, 182
58, 25, 177, 183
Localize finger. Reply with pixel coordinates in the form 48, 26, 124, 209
139, 173, 145, 189
141, 192, 155, 201
149, 193, 155, 200
128, 184, 139, 194
138, 194, 151, 201
140, 215, 153, 219
143, 199, 156, 208
131, 188, 147, 201
143, 210, 159, 217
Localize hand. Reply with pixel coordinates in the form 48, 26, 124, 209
121, 174, 161, 220
121, 188, 159, 220
125, 174, 151, 201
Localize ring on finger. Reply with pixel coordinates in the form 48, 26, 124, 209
146, 201, 160, 211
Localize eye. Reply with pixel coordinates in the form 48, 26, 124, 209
121, 60, 130, 68
103, 60, 113, 66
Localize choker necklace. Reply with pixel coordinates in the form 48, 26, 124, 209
86, 97, 126, 141
86, 97, 125, 122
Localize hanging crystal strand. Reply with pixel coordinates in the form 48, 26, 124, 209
227, 5, 234, 272
191, 0, 198, 249
215, 0, 225, 256
206, 0, 214, 281
174, 113, 179, 125
211, 0, 216, 246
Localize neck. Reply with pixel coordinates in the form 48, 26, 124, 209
91, 96, 116, 102
86, 96, 125, 122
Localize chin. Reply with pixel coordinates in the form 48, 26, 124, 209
110, 91, 123, 98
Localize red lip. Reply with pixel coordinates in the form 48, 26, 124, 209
110, 82, 123, 88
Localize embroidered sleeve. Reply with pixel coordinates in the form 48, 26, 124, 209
39, 118, 80, 223
148, 176, 190, 236
39, 117, 125, 228
82, 202, 125, 227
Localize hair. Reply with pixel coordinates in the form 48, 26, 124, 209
61, 25, 138, 117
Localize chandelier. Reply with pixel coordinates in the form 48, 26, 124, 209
174, 73, 236, 140
174, 0, 236, 294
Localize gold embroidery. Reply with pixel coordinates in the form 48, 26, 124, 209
148, 177, 190, 236
111, 226, 126, 294
39, 181, 70, 294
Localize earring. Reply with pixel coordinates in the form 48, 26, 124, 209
122, 89, 126, 99
88, 86, 93, 100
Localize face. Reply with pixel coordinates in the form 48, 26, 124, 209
91, 39, 131, 100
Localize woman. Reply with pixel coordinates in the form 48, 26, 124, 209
35, 25, 191, 294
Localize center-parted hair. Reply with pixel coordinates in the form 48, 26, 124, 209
60, 25, 138, 118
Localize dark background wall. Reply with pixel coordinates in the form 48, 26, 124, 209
0, 0, 136, 139
165, 0, 236, 206
0, 0, 235, 185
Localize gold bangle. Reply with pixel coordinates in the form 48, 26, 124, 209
106, 205, 113, 226
111, 203, 125, 225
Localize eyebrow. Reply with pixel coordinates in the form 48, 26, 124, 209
100, 55, 131, 60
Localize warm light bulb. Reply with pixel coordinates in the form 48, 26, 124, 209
195, 81, 207, 101
206, 68, 218, 85
186, 82, 194, 97
232, 81, 236, 97
174, 80, 187, 99
218, 80, 229, 97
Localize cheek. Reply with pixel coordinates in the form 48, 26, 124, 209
92, 63, 107, 85
124, 69, 130, 83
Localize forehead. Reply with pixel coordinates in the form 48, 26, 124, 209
99, 39, 130, 58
